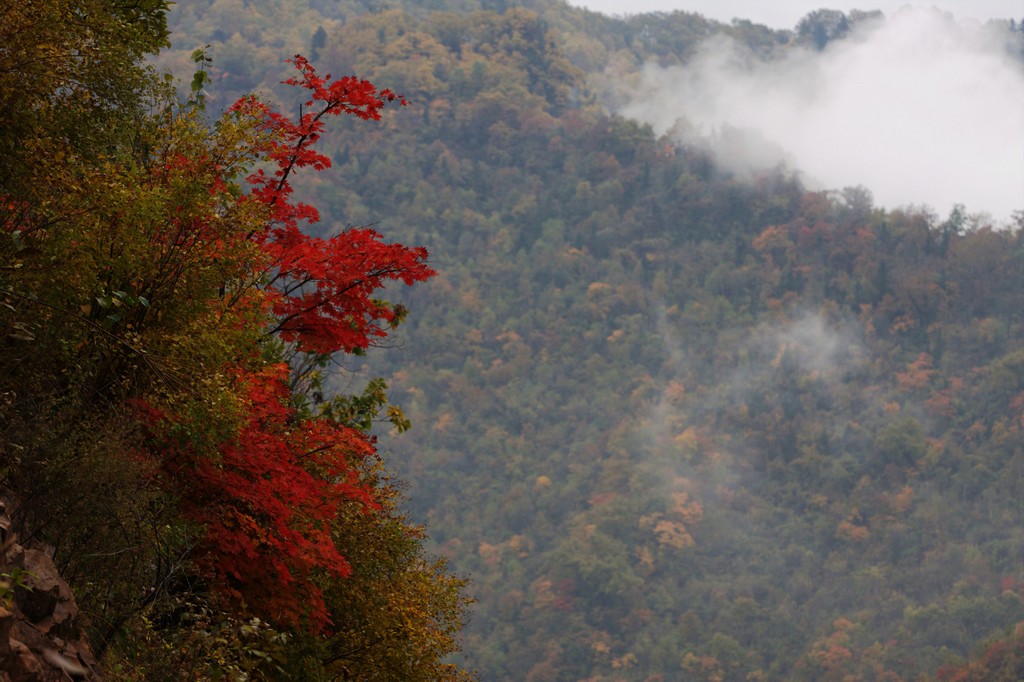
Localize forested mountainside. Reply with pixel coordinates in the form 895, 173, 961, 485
3, 0, 1022, 680
154, 2, 1024, 680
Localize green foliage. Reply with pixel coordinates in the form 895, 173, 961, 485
280, 462, 474, 680
7, 0, 1022, 680
109, 598, 292, 681
166, 5, 1018, 680
0, 568, 32, 609
188, 44, 213, 108
1, 0, 471, 678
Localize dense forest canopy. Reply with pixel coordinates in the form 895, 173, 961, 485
3, 0, 1024, 680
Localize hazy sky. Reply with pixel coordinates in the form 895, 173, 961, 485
613, 6, 1024, 221
567, 1, 1024, 28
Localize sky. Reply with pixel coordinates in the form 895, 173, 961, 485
566, 0, 1024, 28
604, 4, 1024, 222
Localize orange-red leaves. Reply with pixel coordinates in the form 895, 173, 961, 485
160, 363, 377, 631
134, 56, 429, 633
228, 58, 432, 354
264, 225, 434, 354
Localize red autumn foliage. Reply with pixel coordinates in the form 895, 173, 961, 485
229, 56, 432, 354
936, 623, 1024, 681
263, 225, 433, 354
136, 57, 434, 631
169, 364, 377, 631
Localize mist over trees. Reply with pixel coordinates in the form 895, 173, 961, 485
618, 6, 1024, 222
3, 0, 1024, 680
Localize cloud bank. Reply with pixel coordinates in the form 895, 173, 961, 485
619, 8, 1024, 222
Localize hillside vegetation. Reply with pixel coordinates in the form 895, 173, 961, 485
3, 0, 1023, 680
1, 1, 471, 679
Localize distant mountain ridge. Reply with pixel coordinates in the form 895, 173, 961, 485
158, 2, 1024, 679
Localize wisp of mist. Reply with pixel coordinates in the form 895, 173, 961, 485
619, 8, 1024, 222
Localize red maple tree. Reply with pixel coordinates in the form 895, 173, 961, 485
137, 57, 434, 631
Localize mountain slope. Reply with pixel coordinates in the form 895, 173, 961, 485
156, 3, 1024, 679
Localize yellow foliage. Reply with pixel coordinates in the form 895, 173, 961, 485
836, 519, 870, 542
751, 225, 794, 265
478, 542, 501, 565
891, 314, 917, 333
832, 617, 854, 632
888, 485, 914, 514
432, 412, 454, 433
459, 288, 481, 310
531, 579, 555, 610
507, 534, 530, 558
610, 652, 637, 669
682, 652, 725, 682
495, 330, 522, 344
653, 519, 695, 549
674, 427, 699, 451
671, 492, 704, 524
664, 380, 686, 403
636, 545, 655, 570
